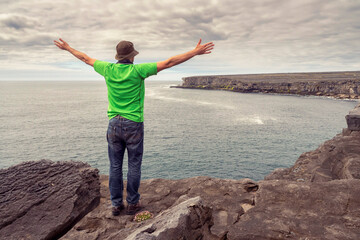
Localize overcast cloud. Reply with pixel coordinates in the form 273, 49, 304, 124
0, 0, 359, 80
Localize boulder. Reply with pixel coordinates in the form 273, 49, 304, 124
120, 197, 212, 240
346, 103, 360, 131
0, 160, 100, 240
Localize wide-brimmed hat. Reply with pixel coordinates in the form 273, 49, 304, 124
115, 41, 139, 61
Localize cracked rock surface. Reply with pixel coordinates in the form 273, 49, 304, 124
62, 176, 258, 239
265, 129, 360, 182
122, 196, 212, 240
0, 160, 100, 240
64, 129, 360, 239
228, 179, 360, 240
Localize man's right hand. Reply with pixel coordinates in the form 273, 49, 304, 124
54, 38, 71, 51
54, 38, 96, 66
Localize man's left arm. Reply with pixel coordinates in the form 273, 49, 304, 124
54, 38, 96, 67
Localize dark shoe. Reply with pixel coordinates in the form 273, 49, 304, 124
126, 202, 142, 215
112, 204, 125, 216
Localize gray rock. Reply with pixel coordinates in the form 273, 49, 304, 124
265, 130, 360, 182
346, 103, 360, 130
62, 176, 258, 239
62, 173, 360, 240
228, 179, 360, 240
0, 160, 100, 240
120, 197, 212, 240
64, 174, 360, 240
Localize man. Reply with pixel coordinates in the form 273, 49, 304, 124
54, 38, 214, 216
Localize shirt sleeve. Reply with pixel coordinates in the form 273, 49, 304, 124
134, 63, 158, 79
94, 60, 110, 77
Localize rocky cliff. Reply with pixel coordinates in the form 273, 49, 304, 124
1, 105, 360, 239
176, 71, 360, 99
61, 104, 360, 239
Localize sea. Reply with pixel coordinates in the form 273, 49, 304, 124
0, 81, 358, 181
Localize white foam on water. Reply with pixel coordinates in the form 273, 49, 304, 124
150, 94, 189, 103
197, 101, 235, 109
236, 116, 277, 125
197, 101, 212, 105
160, 84, 175, 89
253, 116, 264, 125
146, 88, 235, 109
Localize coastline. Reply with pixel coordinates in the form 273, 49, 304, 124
1, 104, 359, 239
64, 103, 360, 239
172, 71, 360, 99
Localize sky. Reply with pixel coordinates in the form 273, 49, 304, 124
0, 0, 359, 81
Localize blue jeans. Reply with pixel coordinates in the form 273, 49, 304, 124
107, 115, 144, 206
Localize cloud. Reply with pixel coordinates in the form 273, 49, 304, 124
0, 13, 54, 49
0, 0, 359, 80
0, 14, 38, 30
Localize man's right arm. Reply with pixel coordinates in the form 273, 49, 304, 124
54, 38, 96, 67
157, 39, 214, 72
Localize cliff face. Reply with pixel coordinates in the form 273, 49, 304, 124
179, 71, 360, 99
266, 103, 360, 183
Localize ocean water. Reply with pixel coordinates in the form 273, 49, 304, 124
0, 81, 358, 181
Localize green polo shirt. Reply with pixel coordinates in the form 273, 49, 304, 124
94, 60, 157, 122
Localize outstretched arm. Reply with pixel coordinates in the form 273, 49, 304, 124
157, 39, 214, 72
54, 38, 96, 67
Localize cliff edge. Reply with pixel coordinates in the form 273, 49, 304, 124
62, 104, 360, 239
1, 104, 359, 239
176, 71, 360, 99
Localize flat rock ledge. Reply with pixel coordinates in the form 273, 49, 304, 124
62, 105, 360, 239
62, 175, 360, 240
0, 160, 100, 240
63, 176, 259, 240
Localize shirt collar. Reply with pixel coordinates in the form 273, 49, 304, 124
116, 59, 133, 64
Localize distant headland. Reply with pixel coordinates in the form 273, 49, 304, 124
173, 71, 360, 99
